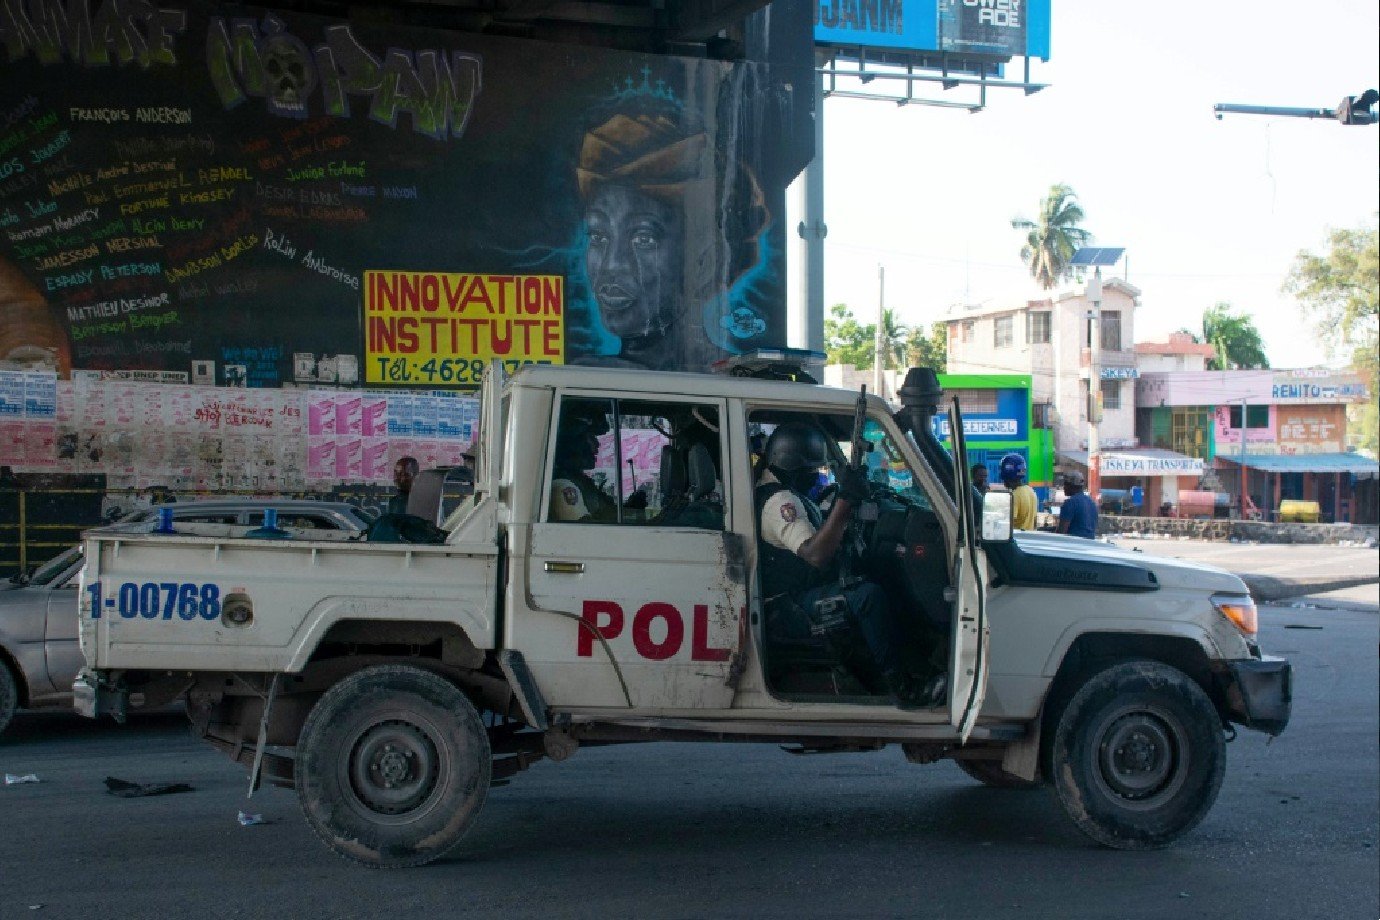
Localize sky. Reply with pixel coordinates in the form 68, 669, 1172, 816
786, 0, 1380, 369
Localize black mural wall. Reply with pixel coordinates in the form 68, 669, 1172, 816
0, 0, 814, 385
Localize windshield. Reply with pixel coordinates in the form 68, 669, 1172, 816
826, 417, 934, 511
27, 546, 83, 586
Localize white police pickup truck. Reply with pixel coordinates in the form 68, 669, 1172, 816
75, 361, 1290, 867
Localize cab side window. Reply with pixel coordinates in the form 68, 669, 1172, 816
545, 397, 723, 529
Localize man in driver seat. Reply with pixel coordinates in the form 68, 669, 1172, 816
550, 408, 647, 524
755, 423, 944, 709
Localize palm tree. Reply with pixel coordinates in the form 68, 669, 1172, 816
878, 308, 911, 371
1011, 184, 1093, 290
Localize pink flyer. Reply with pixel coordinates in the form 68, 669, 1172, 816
362, 438, 391, 481
336, 438, 363, 479
308, 394, 337, 436
361, 395, 388, 436
335, 396, 363, 436
307, 438, 337, 479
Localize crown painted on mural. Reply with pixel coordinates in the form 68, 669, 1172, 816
607, 66, 682, 111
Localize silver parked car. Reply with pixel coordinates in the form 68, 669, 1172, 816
0, 500, 371, 736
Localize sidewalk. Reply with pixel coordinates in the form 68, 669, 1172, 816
1115, 536, 1380, 603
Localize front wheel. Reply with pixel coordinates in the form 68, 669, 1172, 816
1049, 659, 1225, 850
295, 664, 491, 868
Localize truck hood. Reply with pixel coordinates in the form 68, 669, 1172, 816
1010, 532, 1247, 595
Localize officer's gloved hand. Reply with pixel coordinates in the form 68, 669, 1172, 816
624, 489, 649, 511
836, 465, 870, 505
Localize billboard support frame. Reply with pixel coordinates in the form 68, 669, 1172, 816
817, 48, 1046, 110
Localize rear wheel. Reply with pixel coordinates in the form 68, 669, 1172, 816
0, 661, 17, 737
1050, 659, 1225, 849
956, 758, 1040, 789
295, 664, 491, 868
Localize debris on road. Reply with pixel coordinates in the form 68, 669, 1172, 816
5, 773, 40, 785
237, 811, 267, 826
104, 776, 194, 797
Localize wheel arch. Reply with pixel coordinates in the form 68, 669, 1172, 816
1037, 630, 1222, 778
285, 597, 494, 673
0, 641, 30, 709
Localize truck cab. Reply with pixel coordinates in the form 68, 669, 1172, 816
75, 361, 1290, 867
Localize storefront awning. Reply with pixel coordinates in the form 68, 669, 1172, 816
1059, 449, 1205, 477
1221, 452, 1380, 478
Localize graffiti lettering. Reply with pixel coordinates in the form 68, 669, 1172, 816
262, 226, 296, 259
118, 195, 168, 215
301, 248, 358, 289
0, 0, 187, 67
206, 15, 482, 140
33, 242, 99, 270
135, 106, 192, 123
112, 134, 215, 159
69, 106, 129, 123
178, 186, 235, 204
47, 171, 92, 196
29, 128, 71, 163
99, 260, 162, 279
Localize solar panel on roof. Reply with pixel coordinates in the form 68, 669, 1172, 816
1070, 247, 1125, 267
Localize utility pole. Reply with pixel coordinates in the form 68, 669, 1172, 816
1238, 396, 1249, 519
874, 264, 885, 399
1086, 267, 1103, 502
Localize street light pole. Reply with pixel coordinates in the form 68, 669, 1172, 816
1239, 396, 1249, 518
1086, 267, 1103, 502
874, 264, 886, 399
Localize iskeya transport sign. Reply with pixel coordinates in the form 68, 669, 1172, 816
365, 270, 564, 385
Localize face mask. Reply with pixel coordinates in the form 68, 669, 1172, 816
789, 467, 821, 495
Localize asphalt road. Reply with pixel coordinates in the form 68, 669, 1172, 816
1121, 538, 1379, 597
2, 600, 1375, 920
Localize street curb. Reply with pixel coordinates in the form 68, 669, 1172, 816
1240, 573, 1380, 603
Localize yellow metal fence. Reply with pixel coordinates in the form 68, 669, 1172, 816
0, 488, 108, 578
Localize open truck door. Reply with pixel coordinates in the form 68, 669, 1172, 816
946, 398, 990, 742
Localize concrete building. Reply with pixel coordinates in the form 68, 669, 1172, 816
944, 278, 1142, 469
1136, 368, 1377, 523
1134, 332, 1216, 374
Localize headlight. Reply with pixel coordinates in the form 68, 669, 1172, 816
1213, 593, 1258, 636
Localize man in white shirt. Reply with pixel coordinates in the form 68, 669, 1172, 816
755, 423, 943, 709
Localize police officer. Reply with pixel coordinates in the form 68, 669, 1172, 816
999, 453, 1038, 531
755, 423, 942, 709
549, 410, 646, 523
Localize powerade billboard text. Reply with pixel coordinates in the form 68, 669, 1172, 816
814, 0, 1050, 59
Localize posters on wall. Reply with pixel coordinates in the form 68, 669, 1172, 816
2, 371, 475, 489
0, 0, 811, 388
0, 370, 58, 466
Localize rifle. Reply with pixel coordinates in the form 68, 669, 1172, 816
810, 386, 873, 638
848, 385, 870, 475
835, 385, 872, 591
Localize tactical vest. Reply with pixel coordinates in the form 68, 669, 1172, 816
754, 481, 833, 599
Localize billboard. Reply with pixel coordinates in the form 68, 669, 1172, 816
814, 0, 1050, 59
0, 1, 813, 386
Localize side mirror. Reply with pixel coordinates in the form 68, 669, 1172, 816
981, 490, 1013, 543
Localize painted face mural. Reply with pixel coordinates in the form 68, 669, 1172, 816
583, 183, 684, 341
570, 98, 777, 372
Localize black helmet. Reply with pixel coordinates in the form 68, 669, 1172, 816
763, 424, 828, 473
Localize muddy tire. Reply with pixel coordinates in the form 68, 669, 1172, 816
0, 661, 17, 737
295, 664, 491, 868
1050, 659, 1225, 850
956, 758, 1040, 789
